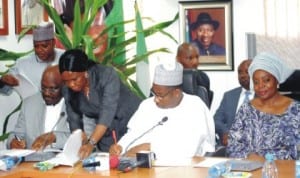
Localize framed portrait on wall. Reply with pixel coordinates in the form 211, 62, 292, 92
179, 0, 233, 71
0, 0, 8, 35
15, 0, 48, 34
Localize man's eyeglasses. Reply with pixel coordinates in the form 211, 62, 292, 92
150, 88, 174, 99
41, 87, 60, 94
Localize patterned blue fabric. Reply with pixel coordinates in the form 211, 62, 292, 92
227, 101, 300, 160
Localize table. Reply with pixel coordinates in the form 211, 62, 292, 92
0, 158, 295, 178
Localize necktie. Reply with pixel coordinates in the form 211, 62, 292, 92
244, 91, 251, 103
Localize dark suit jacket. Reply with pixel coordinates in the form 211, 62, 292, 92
63, 64, 142, 151
214, 87, 242, 138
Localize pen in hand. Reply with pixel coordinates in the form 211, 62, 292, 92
15, 135, 21, 142
112, 130, 117, 144
13, 135, 25, 149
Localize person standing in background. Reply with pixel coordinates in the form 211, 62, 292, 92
214, 59, 254, 146
0, 22, 64, 98
22, 0, 44, 26
214, 59, 253, 146
176, 42, 213, 107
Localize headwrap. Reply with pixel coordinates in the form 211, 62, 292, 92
153, 62, 183, 86
248, 52, 295, 89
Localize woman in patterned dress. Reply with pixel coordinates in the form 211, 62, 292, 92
227, 52, 300, 160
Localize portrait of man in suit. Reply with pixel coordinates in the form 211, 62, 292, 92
179, 1, 233, 70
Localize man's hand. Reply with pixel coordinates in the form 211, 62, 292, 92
31, 132, 55, 151
10, 138, 26, 149
1, 74, 19, 86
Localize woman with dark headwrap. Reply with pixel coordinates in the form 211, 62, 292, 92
59, 49, 141, 159
227, 52, 300, 160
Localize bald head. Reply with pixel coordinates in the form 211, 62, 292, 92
176, 43, 199, 69
238, 59, 252, 90
41, 65, 63, 105
42, 65, 62, 83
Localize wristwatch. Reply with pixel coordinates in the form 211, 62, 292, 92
88, 138, 97, 146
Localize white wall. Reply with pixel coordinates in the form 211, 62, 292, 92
0, 0, 260, 133
124, 0, 262, 114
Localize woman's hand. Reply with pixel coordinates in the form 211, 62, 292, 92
79, 143, 94, 160
109, 144, 122, 156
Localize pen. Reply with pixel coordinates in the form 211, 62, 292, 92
112, 130, 117, 144
15, 135, 21, 142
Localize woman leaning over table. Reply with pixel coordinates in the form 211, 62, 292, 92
58, 49, 141, 159
227, 52, 300, 160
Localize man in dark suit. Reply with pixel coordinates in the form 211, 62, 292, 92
214, 59, 253, 146
176, 42, 213, 108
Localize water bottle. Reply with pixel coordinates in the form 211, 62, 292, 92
262, 153, 278, 178
296, 160, 300, 178
207, 161, 231, 178
0, 156, 22, 171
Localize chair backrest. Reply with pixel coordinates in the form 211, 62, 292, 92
279, 70, 300, 101
182, 69, 210, 108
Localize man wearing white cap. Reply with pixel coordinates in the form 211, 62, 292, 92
109, 62, 215, 159
0, 22, 64, 98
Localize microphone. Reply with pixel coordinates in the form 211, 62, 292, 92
40, 112, 66, 150
82, 161, 101, 168
120, 160, 146, 172
123, 116, 168, 155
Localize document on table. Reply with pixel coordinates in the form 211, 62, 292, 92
40, 129, 82, 167
0, 149, 35, 157
153, 158, 193, 167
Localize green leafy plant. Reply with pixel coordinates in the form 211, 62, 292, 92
0, 0, 178, 139
39, 0, 178, 98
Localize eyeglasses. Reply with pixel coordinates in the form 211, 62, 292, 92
150, 88, 174, 99
41, 87, 60, 94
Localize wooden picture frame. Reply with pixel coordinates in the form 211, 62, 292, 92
0, 0, 8, 35
179, 0, 233, 71
15, 0, 48, 34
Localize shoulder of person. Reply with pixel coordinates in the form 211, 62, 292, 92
183, 92, 207, 106
23, 92, 44, 106
15, 52, 36, 63
90, 64, 117, 76
225, 87, 242, 95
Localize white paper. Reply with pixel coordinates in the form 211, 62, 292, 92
13, 74, 38, 99
0, 149, 35, 157
41, 129, 82, 167
194, 157, 230, 167
153, 158, 193, 167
